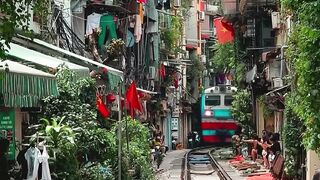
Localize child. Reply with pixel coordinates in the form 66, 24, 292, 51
268, 133, 281, 167
258, 136, 270, 168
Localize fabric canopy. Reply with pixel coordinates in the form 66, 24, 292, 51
0, 60, 59, 108
29, 37, 123, 78
5, 42, 90, 77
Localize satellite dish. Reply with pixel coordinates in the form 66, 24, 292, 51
126, 31, 134, 47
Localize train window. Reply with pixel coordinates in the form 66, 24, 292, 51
224, 95, 233, 106
205, 95, 220, 106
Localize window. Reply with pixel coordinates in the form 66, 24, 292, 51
205, 95, 220, 106
224, 95, 233, 106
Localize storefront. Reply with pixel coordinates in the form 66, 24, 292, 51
0, 60, 59, 160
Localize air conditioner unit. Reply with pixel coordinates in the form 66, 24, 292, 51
271, 12, 280, 29
149, 66, 156, 79
198, 11, 205, 21
174, 0, 181, 7
272, 78, 283, 88
200, 55, 206, 63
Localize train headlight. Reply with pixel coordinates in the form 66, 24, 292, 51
204, 110, 212, 117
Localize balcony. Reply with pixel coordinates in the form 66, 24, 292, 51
240, 0, 277, 14
220, 0, 239, 15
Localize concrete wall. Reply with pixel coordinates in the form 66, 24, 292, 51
306, 150, 320, 180
256, 100, 265, 137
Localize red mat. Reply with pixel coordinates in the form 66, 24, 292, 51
246, 173, 274, 180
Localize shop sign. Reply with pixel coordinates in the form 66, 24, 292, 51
0, 109, 15, 160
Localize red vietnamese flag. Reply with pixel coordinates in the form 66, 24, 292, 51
96, 95, 110, 118
214, 18, 235, 44
125, 81, 142, 118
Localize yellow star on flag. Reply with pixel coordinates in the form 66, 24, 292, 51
221, 27, 227, 33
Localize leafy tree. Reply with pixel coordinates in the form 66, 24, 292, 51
211, 43, 236, 72
231, 89, 254, 137
40, 67, 155, 179
0, 0, 48, 57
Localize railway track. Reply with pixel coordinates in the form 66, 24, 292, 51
183, 146, 233, 180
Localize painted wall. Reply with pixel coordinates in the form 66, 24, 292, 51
306, 150, 320, 180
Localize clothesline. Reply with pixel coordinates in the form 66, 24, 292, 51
71, 13, 131, 22
52, 6, 131, 23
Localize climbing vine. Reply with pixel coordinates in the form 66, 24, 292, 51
281, 0, 320, 154
283, 92, 305, 179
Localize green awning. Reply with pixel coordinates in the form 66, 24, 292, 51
107, 72, 123, 92
0, 60, 59, 108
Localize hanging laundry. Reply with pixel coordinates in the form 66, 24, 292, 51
25, 146, 41, 180
86, 12, 102, 35
138, 3, 144, 23
98, 15, 118, 48
134, 15, 142, 43
40, 146, 51, 180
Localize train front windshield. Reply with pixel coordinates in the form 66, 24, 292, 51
224, 95, 233, 106
205, 95, 220, 106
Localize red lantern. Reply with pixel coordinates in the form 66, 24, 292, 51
106, 93, 116, 103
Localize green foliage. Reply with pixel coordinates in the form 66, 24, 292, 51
234, 63, 246, 87
282, 0, 320, 153
33, 0, 50, 25
111, 117, 154, 180
0, 0, 32, 57
79, 162, 114, 180
0, 0, 49, 57
39, 117, 79, 179
283, 92, 305, 179
231, 89, 254, 137
161, 16, 183, 53
41, 68, 154, 179
211, 43, 236, 72
188, 53, 204, 79
257, 96, 273, 118
40, 67, 115, 178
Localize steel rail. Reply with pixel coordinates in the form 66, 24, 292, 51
182, 146, 232, 180
209, 148, 233, 180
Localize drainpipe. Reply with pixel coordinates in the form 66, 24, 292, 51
280, 45, 288, 78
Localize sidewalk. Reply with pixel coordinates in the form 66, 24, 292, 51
156, 149, 190, 180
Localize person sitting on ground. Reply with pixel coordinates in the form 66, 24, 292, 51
242, 134, 259, 162
232, 134, 241, 156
